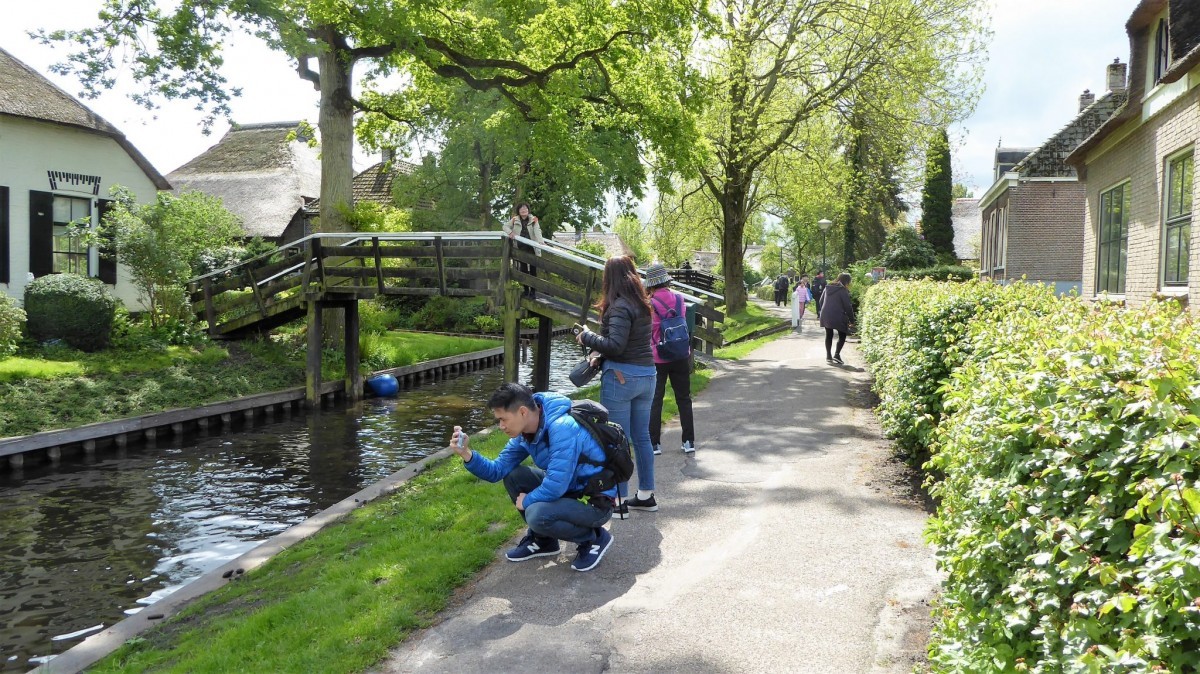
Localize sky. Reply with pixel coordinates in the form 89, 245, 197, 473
1, 0, 1138, 194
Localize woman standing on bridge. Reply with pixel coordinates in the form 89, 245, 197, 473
504, 203, 544, 298
577, 256, 657, 519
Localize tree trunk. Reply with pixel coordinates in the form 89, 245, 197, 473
315, 31, 356, 345
316, 38, 355, 235
720, 180, 748, 314
476, 140, 493, 229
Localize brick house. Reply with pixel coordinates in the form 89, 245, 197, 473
1067, 0, 1200, 306
980, 64, 1128, 295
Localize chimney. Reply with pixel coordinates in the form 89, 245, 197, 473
381, 147, 395, 164
1079, 89, 1096, 111
1107, 58, 1127, 92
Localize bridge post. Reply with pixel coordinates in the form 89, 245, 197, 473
345, 300, 362, 401
532, 314, 552, 392
502, 283, 522, 383
306, 300, 323, 406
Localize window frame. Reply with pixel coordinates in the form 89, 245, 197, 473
1096, 181, 1130, 295
1155, 19, 1171, 83
1162, 149, 1193, 287
51, 195, 91, 276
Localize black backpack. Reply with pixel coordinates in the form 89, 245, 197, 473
569, 399, 634, 496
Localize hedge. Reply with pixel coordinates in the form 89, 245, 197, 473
861, 281, 1200, 672
884, 265, 975, 282
859, 279, 1058, 462
24, 274, 119, 351
0, 294, 24, 357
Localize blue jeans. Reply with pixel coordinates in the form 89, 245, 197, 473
600, 368, 656, 496
503, 466, 611, 544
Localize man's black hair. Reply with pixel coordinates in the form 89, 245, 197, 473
488, 382, 537, 412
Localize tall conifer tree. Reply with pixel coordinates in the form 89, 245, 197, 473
921, 129, 955, 256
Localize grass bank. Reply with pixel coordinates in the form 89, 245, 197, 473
89, 370, 714, 673
0, 331, 502, 438
718, 301, 787, 343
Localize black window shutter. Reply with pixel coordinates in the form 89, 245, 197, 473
97, 199, 116, 284
0, 187, 9, 284
29, 190, 53, 278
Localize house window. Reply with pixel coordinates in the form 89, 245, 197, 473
1096, 183, 1129, 294
1155, 19, 1171, 82
1164, 152, 1193, 286
52, 195, 90, 274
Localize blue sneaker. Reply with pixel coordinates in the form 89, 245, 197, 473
505, 533, 560, 562
572, 528, 613, 572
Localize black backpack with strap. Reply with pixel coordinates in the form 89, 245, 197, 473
569, 399, 634, 497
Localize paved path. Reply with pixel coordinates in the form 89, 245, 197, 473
374, 309, 938, 674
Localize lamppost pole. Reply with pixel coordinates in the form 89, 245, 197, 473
818, 219, 832, 273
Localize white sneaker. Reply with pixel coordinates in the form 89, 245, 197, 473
681, 441, 695, 454
653, 444, 662, 455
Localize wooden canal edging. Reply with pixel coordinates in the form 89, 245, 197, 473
186, 231, 726, 405
0, 345, 514, 472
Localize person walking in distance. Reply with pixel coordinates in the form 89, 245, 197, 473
503, 203, 544, 298
643, 263, 696, 457
791, 275, 812, 330
811, 271, 828, 315
576, 256, 657, 519
819, 272, 854, 365
773, 273, 790, 307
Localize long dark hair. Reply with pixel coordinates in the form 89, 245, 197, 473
596, 256, 651, 318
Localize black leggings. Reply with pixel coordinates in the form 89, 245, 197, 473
825, 328, 847, 357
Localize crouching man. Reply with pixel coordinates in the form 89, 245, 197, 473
450, 383, 616, 572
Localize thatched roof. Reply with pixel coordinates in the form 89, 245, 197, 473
1012, 91, 1126, 178
0, 47, 170, 189
552, 230, 631, 258
951, 198, 981, 261
168, 122, 320, 238
301, 160, 424, 216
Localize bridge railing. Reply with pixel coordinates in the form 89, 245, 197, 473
185, 231, 725, 350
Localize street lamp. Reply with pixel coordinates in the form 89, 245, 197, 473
818, 219, 832, 273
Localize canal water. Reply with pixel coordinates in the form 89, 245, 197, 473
0, 337, 587, 670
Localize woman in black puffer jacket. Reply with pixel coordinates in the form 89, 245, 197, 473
577, 256, 657, 518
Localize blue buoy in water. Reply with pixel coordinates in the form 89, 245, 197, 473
366, 374, 399, 397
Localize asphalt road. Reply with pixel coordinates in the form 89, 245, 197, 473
374, 310, 939, 674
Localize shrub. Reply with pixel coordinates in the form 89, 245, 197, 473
885, 265, 975, 282
754, 284, 775, 301
878, 227, 937, 270
400, 296, 491, 333
0, 294, 25, 357
859, 279, 1056, 462
926, 297, 1200, 672
575, 239, 607, 258
24, 274, 119, 351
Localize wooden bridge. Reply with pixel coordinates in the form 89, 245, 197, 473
187, 232, 725, 403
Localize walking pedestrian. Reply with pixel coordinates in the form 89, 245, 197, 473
791, 275, 812, 330
773, 273, 790, 307
819, 272, 854, 365
576, 256, 656, 519
811, 271, 828, 315
503, 203, 544, 298
643, 263, 696, 457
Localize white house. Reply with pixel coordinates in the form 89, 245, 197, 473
0, 47, 170, 309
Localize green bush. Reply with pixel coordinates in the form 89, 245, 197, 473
400, 296, 491, 333
754, 284, 775, 301
926, 296, 1200, 672
885, 265, 975, 282
859, 279, 1056, 462
878, 227, 938, 270
0, 294, 25, 357
24, 274, 119, 351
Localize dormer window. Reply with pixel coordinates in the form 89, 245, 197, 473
1155, 18, 1171, 82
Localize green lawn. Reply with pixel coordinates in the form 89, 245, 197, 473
718, 302, 787, 343
88, 371, 716, 674
0, 331, 504, 438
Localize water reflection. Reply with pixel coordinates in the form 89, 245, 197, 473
0, 336, 582, 670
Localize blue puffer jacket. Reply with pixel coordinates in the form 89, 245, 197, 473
463, 392, 616, 505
